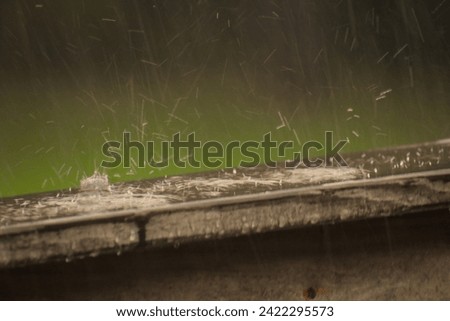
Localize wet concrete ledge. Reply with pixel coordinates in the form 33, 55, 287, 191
0, 168, 449, 268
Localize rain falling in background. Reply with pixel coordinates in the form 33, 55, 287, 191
0, 0, 449, 197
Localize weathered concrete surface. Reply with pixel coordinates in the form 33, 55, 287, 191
0, 140, 449, 269
145, 172, 450, 246
0, 223, 139, 267
0, 210, 448, 300
0, 169, 449, 268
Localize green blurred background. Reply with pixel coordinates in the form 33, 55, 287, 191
0, 0, 449, 197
